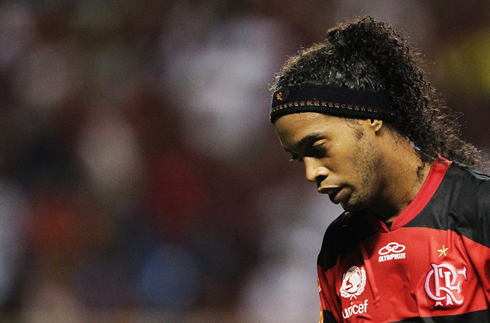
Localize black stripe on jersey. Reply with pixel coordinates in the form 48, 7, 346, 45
317, 211, 376, 271
391, 309, 490, 322
403, 162, 490, 248
322, 309, 337, 323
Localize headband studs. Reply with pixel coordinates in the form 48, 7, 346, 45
270, 84, 394, 123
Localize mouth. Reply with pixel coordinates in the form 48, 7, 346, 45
318, 186, 343, 203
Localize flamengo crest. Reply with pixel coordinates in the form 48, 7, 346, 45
424, 262, 467, 307
340, 266, 366, 299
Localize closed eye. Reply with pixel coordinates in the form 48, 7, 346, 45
309, 144, 326, 158
288, 145, 325, 162
289, 153, 303, 163
284, 133, 327, 163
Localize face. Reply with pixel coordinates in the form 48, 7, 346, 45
274, 112, 384, 212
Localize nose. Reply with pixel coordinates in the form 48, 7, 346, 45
304, 157, 328, 183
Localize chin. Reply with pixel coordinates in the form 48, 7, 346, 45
341, 200, 367, 213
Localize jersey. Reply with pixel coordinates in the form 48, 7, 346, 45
317, 157, 490, 322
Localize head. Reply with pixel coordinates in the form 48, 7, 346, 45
275, 112, 389, 212
270, 16, 481, 167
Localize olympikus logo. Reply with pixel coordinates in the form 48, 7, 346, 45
378, 242, 406, 262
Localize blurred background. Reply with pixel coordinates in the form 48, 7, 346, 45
0, 0, 489, 322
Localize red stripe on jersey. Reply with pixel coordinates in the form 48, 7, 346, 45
391, 156, 451, 230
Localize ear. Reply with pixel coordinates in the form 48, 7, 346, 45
369, 119, 383, 133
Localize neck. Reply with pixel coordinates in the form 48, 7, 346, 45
369, 141, 433, 222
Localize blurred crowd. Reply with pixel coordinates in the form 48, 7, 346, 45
0, 0, 489, 322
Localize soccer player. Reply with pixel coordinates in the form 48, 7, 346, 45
269, 16, 490, 322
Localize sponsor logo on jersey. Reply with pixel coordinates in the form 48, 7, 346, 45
340, 266, 366, 299
378, 242, 406, 262
424, 262, 467, 307
340, 266, 369, 319
342, 299, 369, 320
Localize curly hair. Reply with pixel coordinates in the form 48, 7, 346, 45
271, 16, 481, 167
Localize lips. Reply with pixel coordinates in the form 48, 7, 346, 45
318, 186, 344, 204
319, 187, 339, 195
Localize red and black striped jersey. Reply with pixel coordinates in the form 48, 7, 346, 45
317, 157, 490, 322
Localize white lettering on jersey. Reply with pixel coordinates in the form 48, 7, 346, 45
342, 299, 369, 319
378, 242, 406, 262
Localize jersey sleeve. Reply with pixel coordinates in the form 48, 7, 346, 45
476, 179, 490, 246
316, 211, 374, 322
316, 215, 346, 323
317, 265, 340, 322
462, 178, 490, 304
459, 176, 490, 247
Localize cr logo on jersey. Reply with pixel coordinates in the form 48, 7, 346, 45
340, 266, 366, 299
424, 262, 467, 307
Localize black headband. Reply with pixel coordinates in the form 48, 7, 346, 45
270, 84, 395, 123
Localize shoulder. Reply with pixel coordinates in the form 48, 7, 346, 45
442, 162, 490, 244
459, 164, 490, 219
447, 161, 490, 181
442, 162, 490, 198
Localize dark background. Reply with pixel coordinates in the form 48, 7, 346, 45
0, 1, 488, 322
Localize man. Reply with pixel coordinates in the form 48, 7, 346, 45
269, 16, 490, 322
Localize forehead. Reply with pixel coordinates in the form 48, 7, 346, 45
274, 112, 342, 143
